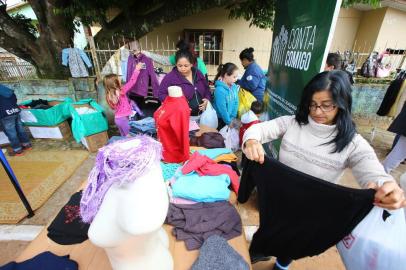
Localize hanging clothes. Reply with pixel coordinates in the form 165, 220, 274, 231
47, 191, 89, 245
165, 201, 242, 250
154, 96, 190, 163
182, 151, 239, 193
101, 52, 121, 76
238, 156, 375, 260
377, 70, 406, 116
388, 102, 406, 137
120, 47, 130, 82
0, 251, 78, 270
388, 79, 406, 117
126, 53, 159, 97
62, 48, 92, 78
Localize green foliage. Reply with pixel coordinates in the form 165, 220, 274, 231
227, 0, 381, 30
10, 13, 38, 36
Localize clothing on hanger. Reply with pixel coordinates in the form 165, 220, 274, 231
62, 48, 92, 78
126, 53, 159, 97
377, 70, 406, 116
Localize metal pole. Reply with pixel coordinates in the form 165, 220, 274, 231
0, 150, 34, 218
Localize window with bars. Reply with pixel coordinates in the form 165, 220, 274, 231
184, 29, 223, 65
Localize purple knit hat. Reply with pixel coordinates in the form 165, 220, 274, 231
80, 135, 162, 223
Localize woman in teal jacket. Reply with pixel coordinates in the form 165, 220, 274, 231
213, 63, 239, 129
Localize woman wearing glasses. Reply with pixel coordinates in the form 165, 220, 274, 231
242, 70, 406, 270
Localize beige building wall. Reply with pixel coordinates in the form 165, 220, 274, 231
353, 8, 387, 53
139, 8, 273, 77
330, 8, 363, 52
375, 7, 406, 50
374, 7, 406, 69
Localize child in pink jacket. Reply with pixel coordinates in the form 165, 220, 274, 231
103, 63, 143, 136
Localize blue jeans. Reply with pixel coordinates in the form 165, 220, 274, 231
0, 114, 31, 151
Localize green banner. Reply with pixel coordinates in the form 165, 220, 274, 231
265, 0, 342, 119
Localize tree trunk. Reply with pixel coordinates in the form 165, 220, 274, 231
0, 0, 74, 79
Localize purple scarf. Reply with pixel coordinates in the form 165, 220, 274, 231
80, 135, 162, 223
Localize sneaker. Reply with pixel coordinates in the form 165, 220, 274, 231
22, 144, 32, 151
8, 149, 24, 156
272, 260, 292, 270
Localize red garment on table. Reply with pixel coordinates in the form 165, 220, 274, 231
239, 120, 260, 146
154, 96, 190, 163
182, 152, 239, 193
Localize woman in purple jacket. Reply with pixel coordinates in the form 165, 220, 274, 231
158, 50, 211, 116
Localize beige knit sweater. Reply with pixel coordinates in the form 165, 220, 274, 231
243, 115, 394, 187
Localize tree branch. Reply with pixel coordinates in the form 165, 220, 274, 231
0, 3, 37, 45
0, 29, 36, 64
95, 0, 230, 46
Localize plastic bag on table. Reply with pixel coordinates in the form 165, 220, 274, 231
199, 101, 218, 129
219, 126, 240, 152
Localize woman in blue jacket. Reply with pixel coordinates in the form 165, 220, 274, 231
213, 63, 239, 129
238, 47, 266, 102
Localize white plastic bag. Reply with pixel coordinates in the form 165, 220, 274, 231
219, 126, 239, 151
199, 101, 218, 129
337, 206, 406, 270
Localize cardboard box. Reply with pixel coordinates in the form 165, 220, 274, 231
81, 131, 108, 152
48, 100, 63, 106
27, 121, 72, 140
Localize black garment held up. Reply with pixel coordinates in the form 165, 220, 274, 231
238, 156, 375, 260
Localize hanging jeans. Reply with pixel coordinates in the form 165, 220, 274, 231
383, 135, 406, 173
0, 114, 31, 152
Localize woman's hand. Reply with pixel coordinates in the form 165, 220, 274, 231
367, 181, 406, 210
135, 62, 144, 71
243, 139, 265, 164
199, 98, 209, 111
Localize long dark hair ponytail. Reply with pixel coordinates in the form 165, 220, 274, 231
214, 62, 238, 81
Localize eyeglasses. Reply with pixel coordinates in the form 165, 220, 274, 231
309, 103, 336, 112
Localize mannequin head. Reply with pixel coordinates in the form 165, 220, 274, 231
168, 86, 183, 98
84, 136, 173, 270
80, 136, 163, 224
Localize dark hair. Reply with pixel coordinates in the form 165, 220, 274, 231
214, 62, 238, 81
239, 47, 255, 61
326, 53, 342, 69
250, 101, 263, 115
176, 40, 189, 51
175, 49, 196, 65
295, 70, 356, 153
